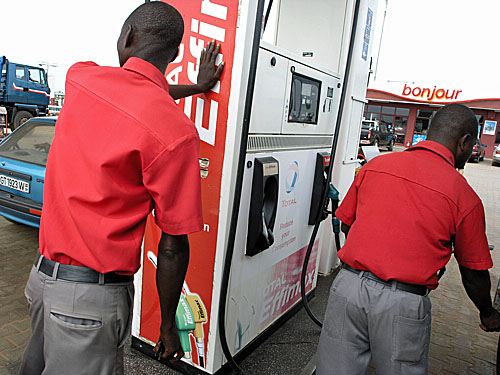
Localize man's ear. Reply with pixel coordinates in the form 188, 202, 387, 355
123, 24, 135, 48
459, 133, 473, 151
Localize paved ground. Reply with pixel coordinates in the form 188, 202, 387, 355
0, 159, 499, 374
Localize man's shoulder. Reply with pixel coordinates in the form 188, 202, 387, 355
141, 100, 199, 149
67, 61, 119, 82
64, 60, 197, 150
363, 150, 481, 211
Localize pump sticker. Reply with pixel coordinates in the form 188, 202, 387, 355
263, 162, 279, 176
362, 8, 373, 61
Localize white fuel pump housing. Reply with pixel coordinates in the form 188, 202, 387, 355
132, 0, 379, 373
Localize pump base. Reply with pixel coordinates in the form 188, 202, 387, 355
131, 289, 316, 375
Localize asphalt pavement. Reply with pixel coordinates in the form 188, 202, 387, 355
0, 158, 499, 375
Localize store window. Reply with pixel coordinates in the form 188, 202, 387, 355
364, 105, 409, 144
413, 110, 435, 145
475, 115, 484, 136
394, 116, 408, 144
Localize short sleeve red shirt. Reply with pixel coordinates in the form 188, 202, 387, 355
39, 58, 203, 275
336, 141, 492, 289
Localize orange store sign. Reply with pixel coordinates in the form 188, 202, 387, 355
402, 84, 462, 102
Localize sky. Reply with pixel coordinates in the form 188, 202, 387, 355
2, 0, 141, 92
370, 0, 500, 98
2, 0, 500, 98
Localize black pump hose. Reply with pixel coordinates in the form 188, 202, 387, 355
300, 0, 362, 329
217, 1, 266, 374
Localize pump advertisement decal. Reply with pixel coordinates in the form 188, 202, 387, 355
227, 241, 319, 352
138, 0, 239, 370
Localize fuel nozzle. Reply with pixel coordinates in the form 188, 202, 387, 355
328, 183, 340, 213
176, 294, 195, 361
186, 294, 208, 367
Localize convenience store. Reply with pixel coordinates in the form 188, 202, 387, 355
365, 83, 500, 158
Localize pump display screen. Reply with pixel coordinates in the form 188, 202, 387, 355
288, 73, 321, 124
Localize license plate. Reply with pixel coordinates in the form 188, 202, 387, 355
360, 140, 370, 144
0, 174, 30, 193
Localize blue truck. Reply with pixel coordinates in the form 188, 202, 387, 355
0, 56, 50, 129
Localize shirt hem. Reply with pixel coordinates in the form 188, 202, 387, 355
455, 259, 493, 270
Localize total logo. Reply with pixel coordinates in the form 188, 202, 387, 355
285, 161, 299, 194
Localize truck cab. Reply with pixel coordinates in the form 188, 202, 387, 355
0, 56, 50, 129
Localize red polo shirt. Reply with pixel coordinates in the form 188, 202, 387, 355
336, 140, 492, 289
39, 58, 203, 275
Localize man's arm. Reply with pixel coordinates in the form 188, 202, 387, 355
459, 265, 500, 332
341, 223, 351, 238
154, 232, 190, 361
169, 41, 224, 100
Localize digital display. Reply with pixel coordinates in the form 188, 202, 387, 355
288, 73, 321, 124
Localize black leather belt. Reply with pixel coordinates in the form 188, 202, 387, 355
35, 252, 133, 284
342, 263, 429, 296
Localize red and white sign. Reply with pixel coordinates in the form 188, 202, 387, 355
401, 83, 462, 102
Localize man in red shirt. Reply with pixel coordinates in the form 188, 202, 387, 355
316, 104, 500, 374
19, 3, 222, 374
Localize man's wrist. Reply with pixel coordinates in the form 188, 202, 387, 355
479, 305, 495, 318
195, 82, 207, 93
160, 321, 176, 332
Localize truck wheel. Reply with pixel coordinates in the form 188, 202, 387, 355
12, 111, 32, 130
388, 139, 394, 151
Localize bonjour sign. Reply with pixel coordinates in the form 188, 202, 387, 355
401, 84, 462, 102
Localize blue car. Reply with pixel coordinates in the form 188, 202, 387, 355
0, 117, 56, 227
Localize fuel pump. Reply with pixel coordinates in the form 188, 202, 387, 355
131, 0, 379, 374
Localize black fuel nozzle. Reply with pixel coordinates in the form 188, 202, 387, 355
327, 183, 340, 213
327, 184, 341, 234
332, 217, 341, 234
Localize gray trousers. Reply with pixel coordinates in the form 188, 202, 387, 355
19, 264, 134, 375
316, 269, 432, 375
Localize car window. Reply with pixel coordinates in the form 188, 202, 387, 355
15, 66, 25, 80
361, 121, 372, 129
0, 121, 55, 166
380, 124, 387, 132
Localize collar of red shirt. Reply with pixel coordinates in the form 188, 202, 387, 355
123, 57, 169, 92
405, 140, 455, 167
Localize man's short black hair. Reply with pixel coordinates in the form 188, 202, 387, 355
125, 1, 184, 50
428, 103, 478, 141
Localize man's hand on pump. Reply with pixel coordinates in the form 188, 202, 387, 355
196, 40, 224, 92
168, 40, 224, 100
